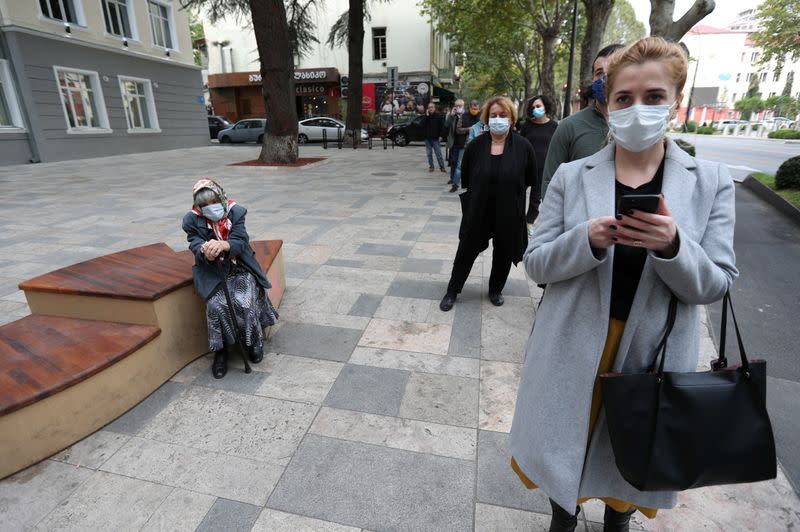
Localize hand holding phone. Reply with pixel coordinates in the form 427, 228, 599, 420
611, 195, 679, 257
616, 194, 661, 216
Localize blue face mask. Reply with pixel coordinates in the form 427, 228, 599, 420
488, 117, 510, 135
201, 203, 226, 221
591, 77, 606, 104
532, 107, 545, 118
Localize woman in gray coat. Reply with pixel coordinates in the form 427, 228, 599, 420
509, 37, 738, 532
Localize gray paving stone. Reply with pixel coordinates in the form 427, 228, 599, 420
267, 435, 475, 532
324, 364, 409, 417
269, 322, 362, 362
326, 258, 365, 268
285, 261, 321, 279
400, 258, 446, 274
52, 430, 130, 470
348, 293, 383, 317
448, 284, 482, 359
386, 278, 449, 300
399, 372, 479, 428
476, 430, 550, 513
191, 359, 270, 395
429, 215, 458, 223
395, 207, 433, 215
104, 381, 184, 435
141, 488, 216, 532
196, 498, 262, 532
355, 243, 413, 257
498, 278, 531, 297
0, 460, 94, 530
349, 197, 372, 208
401, 231, 420, 241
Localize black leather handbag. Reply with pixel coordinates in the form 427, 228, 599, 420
600, 292, 777, 492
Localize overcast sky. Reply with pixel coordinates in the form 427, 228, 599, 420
628, 0, 756, 32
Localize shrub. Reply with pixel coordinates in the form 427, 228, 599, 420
696, 126, 715, 135
674, 138, 696, 157
775, 156, 800, 189
685, 120, 698, 132
768, 129, 800, 140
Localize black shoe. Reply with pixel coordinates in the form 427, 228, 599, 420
489, 292, 504, 306
449, 185, 459, 193
212, 349, 228, 379
439, 292, 457, 312
248, 344, 264, 363
603, 505, 635, 532
429, 167, 434, 172
440, 168, 446, 173
446, 179, 453, 184
548, 499, 580, 532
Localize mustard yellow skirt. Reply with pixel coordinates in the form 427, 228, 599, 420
511, 318, 658, 519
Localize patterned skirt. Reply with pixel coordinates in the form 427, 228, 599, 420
205, 264, 278, 353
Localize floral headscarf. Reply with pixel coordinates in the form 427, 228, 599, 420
191, 178, 237, 241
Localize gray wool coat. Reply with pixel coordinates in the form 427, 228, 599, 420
509, 138, 738, 512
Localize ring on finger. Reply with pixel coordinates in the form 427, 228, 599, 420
633, 240, 643, 247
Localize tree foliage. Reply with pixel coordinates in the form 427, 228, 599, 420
603, 0, 645, 47
734, 96, 764, 120
752, 0, 800, 71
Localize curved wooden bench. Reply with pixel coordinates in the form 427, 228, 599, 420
0, 315, 161, 478
1, 240, 284, 479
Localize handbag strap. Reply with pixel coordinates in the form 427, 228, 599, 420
647, 294, 679, 374
714, 291, 751, 372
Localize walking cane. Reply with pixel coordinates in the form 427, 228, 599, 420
214, 256, 252, 374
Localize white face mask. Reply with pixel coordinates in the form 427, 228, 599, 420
608, 103, 674, 152
488, 116, 510, 135
201, 203, 226, 221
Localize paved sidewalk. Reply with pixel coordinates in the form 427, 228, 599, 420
0, 145, 798, 531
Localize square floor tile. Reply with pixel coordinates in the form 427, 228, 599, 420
356, 243, 412, 257
323, 364, 409, 417
399, 372, 479, 428
195, 498, 261, 532
480, 361, 522, 433
269, 322, 362, 362
103, 381, 184, 435
254, 353, 343, 404
141, 489, 216, 532
252, 509, 360, 532
359, 318, 451, 356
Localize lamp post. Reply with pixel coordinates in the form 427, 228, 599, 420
563, 0, 579, 119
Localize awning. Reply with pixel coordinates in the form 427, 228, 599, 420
433, 86, 457, 104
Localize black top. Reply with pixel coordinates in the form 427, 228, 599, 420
609, 157, 665, 321
519, 119, 558, 183
422, 112, 445, 139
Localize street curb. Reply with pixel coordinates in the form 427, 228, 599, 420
741, 174, 800, 227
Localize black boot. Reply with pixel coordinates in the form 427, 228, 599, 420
248, 344, 264, 363
212, 348, 228, 379
548, 499, 580, 532
603, 505, 635, 532
439, 291, 457, 312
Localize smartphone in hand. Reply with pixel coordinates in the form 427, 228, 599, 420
617, 194, 660, 216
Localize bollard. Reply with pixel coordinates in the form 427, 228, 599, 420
382, 135, 388, 150
368, 135, 373, 149
322, 128, 328, 149
352, 129, 358, 149
337, 127, 343, 149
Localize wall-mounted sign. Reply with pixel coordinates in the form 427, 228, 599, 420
295, 70, 327, 81
296, 84, 327, 96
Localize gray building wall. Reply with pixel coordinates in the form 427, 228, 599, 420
1, 29, 208, 164
0, 33, 33, 164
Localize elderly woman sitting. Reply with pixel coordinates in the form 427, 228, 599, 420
182, 179, 278, 379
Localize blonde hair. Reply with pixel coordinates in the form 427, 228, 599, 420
605, 36, 688, 97
480, 96, 518, 126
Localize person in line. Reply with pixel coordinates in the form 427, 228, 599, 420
445, 98, 465, 185
540, 43, 624, 198
183, 179, 279, 379
519, 94, 558, 229
509, 37, 737, 532
450, 99, 483, 192
422, 102, 447, 173
439, 96, 537, 311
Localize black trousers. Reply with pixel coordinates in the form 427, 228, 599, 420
446, 235, 513, 295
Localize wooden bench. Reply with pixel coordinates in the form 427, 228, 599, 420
1, 240, 284, 479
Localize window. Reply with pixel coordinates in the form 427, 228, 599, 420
39, 0, 79, 23
773, 71, 781, 82
148, 0, 174, 49
372, 27, 387, 60
746, 73, 753, 82
54, 67, 110, 132
102, 0, 134, 39
736, 73, 741, 82
731, 93, 737, 102
740, 52, 746, 62
760, 72, 767, 82
0, 60, 24, 129
769, 92, 776, 98
751, 52, 760, 62
119, 76, 159, 131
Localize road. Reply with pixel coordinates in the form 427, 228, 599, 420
671, 134, 800, 494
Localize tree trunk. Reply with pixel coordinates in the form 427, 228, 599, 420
250, 0, 298, 163
649, 0, 715, 42
540, 34, 559, 118
346, 0, 364, 145
578, 0, 615, 100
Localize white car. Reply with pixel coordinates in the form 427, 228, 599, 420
298, 117, 368, 143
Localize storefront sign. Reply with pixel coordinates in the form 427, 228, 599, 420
295, 70, 327, 81
296, 84, 327, 96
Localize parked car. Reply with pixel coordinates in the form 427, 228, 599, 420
207, 115, 232, 139
297, 117, 368, 143
385, 115, 430, 146
712, 119, 748, 131
763, 117, 796, 130
217, 119, 267, 144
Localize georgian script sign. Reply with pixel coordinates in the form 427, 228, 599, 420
295, 70, 327, 81
247, 68, 338, 85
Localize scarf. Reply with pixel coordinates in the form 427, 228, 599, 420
191, 178, 237, 241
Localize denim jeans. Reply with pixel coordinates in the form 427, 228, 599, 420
425, 138, 445, 169
449, 146, 464, 185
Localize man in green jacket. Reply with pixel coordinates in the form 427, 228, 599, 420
540, 44, 624, 199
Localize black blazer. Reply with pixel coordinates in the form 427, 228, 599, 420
460, 132, 537, 263
182, 204, 271, 300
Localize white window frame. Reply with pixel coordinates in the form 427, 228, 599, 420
53, 66, 112, 134
38, 0, 87, 27
118, 75, 160, 133
372, 27, 387, 61
101, 0, 139, 41
147, 0, 179, 51
0, 60, 25, 131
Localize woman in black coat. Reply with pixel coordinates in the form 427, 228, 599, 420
519, 94, 558, 227
440, 96, 537, 311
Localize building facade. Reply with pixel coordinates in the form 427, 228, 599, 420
680, 9, 800, 125
0, 0, 208, 165
202, 0, 457, 123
